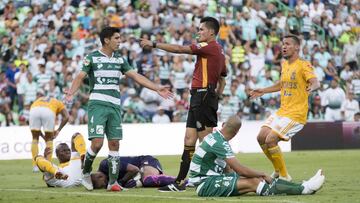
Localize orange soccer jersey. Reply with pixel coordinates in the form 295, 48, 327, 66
30, 97, 65, 115
276, 59, 317, 124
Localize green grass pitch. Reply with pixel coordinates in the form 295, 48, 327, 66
1, 150, 360, 203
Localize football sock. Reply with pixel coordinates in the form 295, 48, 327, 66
35, 156, 57, 175
175, 145, 195, 184
45, 141, 53, 161
108, 151, 120, 185
82, 148, 97, 174
268, 146, 288, 177
257, 179, 304, 196
31, 139, 39, 166
73, 134, 86, 156
260, 144, 274, 165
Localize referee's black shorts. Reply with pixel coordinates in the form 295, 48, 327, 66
186, 87, 219, 131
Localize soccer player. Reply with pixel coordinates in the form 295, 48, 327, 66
250, 35, 320, 180
29, 89, 69, 172
189, 115, 325, 197
140, 16, 227, 192
92, 155, 176, 189
35, 133, 87, 188
65, 27, 172, 191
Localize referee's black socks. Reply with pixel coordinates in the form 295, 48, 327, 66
175, 145, 195, 184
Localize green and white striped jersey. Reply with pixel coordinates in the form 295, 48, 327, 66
189, 130, 235, 185
81, 50, 133, 109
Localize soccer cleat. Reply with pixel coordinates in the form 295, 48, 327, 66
82, 173, 94, 191
32, 166, 40, 173
302, 169, 325, 195
107, 183, 123, 192
158, 182, 186, 192
279, 174, 292, 182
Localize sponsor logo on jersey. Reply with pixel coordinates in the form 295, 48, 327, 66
107, 79, 118, 84
96, 125, 104, 135
291, 71, 296, 80
92, 57, 124, 64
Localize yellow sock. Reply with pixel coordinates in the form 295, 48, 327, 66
74, 134, 86, 156
45, 141, 53, 161
35, 156, 57, 175
268, 146, 288, 177
260, 144, 273, 162
31, 140, 39, 166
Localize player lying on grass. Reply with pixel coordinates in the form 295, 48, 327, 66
91, 155, 176, 189
34, 132, 88, 187
188, 115, 325, 197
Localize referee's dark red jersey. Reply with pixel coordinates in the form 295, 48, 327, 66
190, 40, 227, 88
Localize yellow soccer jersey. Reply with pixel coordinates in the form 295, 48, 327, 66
30, 97, 65, 115
276, 58, 316, 124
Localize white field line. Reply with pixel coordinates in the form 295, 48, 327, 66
0, 188, 304, 203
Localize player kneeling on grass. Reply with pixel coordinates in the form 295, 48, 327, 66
91, 155, 176, 189
188, 115, 325, 197
34, 133, 88, 188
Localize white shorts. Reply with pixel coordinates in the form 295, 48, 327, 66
29, 107, 56, 132
262, 114, 304, 141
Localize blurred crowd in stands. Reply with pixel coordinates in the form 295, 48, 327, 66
0, 0, 359, 126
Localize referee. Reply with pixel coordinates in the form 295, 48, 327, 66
140, 16, 227, 192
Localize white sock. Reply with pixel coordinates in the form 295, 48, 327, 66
256, 181, 266, 195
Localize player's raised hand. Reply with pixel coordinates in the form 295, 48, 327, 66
249, 89, 265, 99
139, 38, 152, 48
156, 85, 174, 99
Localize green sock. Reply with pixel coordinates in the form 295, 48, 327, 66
108, 151, 120, 185
82, 149, 96, 174
259, 179, 304, 196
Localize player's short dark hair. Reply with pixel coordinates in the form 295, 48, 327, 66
55, 143, 69, 156
200, 17, 220, 35
283, 35, 300, 45
99, 27, 120, 45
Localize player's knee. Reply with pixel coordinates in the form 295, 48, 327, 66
257, 127, 270, 143
34, 155, 44, 163
44, 132, 55, 141
108, 140, 119, 151
257, 134, 264, 144
264, 134, 279, 147
90, 139, 104, 152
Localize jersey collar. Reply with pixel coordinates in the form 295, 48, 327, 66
98, 50, 114, 58
216, 129, 226, 140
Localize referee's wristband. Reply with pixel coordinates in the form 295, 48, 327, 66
152, 41, 157, 48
